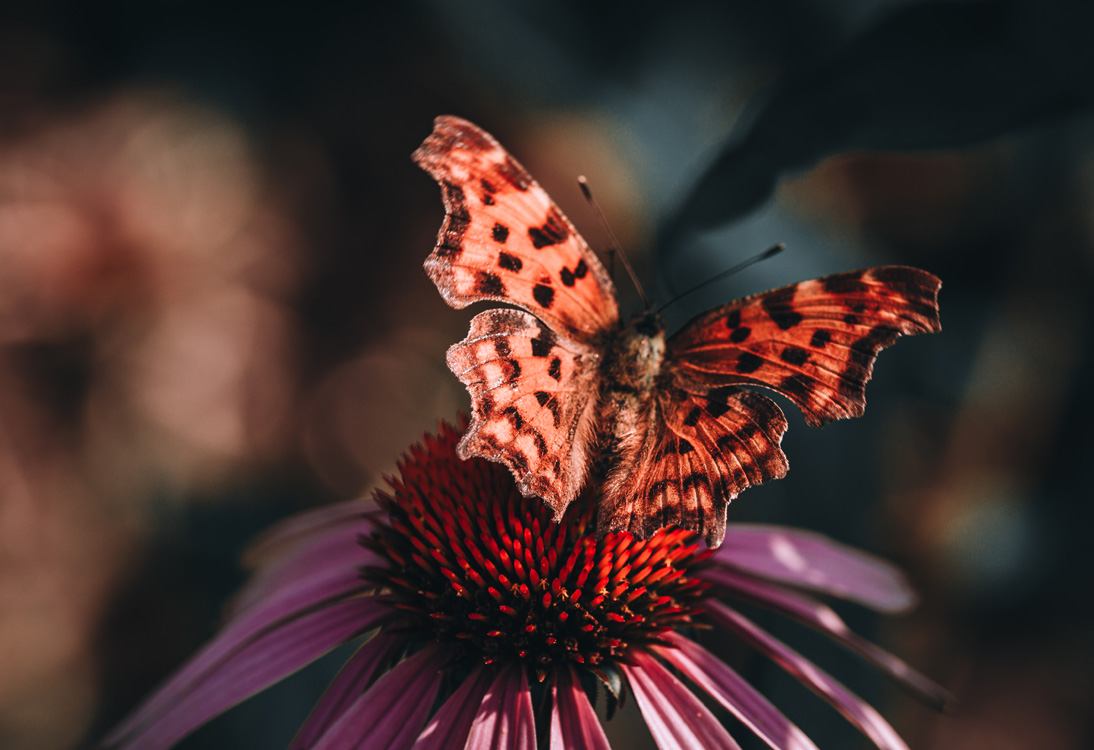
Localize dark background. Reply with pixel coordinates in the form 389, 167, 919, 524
0, 1, 1091, 748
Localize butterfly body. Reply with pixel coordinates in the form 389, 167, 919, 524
414, 116, 941, 548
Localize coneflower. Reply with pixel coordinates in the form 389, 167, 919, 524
104, 421, 948, 750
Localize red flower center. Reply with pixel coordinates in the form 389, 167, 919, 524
361, 423, 711, 682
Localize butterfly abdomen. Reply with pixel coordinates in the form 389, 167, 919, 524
591, 313, 670, 521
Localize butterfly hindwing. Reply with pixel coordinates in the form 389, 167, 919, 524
446, 308, 602, 517
413, 116, 619, 342
667, 266, 942, 427
599, 386, 789, 547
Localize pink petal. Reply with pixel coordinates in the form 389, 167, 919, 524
311, 645, 446, 750
114, 573, 377, 736
622, 651, 742, 750
291, 629, 407, 750
703, 600, 909, 750
714, 525, 916, 612
412, 665, 494, 750
229, 523, 381, 619
464, 663, 536, 750
242, 498, 378, 567
701, 566, 951, 709
106, 595, 387, 750
654, 632, 818, 750
549, 665, 611, 750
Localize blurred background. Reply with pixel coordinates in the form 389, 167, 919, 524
0, 0, 1091, 748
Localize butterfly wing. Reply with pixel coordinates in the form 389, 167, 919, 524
414, 116, 619, 515
446, 308, 601, 517
667, 266, 942, 426
601, 266, 941, 547
412, 116, 619, 338
599, 386, 789, 548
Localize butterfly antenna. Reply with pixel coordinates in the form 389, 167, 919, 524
578, 176, 648, 308
655, 243, 785, 315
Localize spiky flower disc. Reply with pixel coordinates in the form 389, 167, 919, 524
363, 423, 711, 682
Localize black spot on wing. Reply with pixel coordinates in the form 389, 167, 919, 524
481, 178, 497, 195
548, 357, 562, 381
762, 286, 803, 330
494, 338, 511, 358
533, 284, 555, 309
735, 352, 763, 374
677, 438, 694, 455
492, 223, 510, 244
725, 309, 741, 329
810, 329, 831, 348
683, 406, 703, 427
729, 326, 751, 343
530, 327, 556, 357
476, 271, 505, 296
497, 251, 521, 272
528, 212, 568, 249
780, 346, 810, 366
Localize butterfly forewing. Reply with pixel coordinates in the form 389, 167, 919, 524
446, 308, 602, 517
667, 266, 942, 427
413, 116, 619, 341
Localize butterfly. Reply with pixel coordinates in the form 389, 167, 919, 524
412, 116, 941, 548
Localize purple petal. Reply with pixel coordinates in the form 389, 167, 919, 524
412, 665, 494, 750
464, 663, 536, 750
115, 572, 378, 737
242, 498, 378, 566
714, 525, 916, 612
229, 523, 381, 619
291, 629, 407, 750
622, 651, 742, 750
701, 566, 951, 709
549, 665, 611, 750
703, 600, 908, 750
106, 595, 387, 750
311, 645, 446, 750
654, 632, 818, 750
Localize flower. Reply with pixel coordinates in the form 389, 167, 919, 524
103, 421, 949, 750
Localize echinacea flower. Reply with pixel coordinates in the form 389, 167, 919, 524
104, 421, 949, 750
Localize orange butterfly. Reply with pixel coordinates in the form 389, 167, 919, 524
413, 116, 940, 548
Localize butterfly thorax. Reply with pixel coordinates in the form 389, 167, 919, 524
606, 311, 667, 393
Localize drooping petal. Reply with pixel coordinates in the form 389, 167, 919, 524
291, 629, 407, 750
701, 566, 951, 708
412, 665, 494, 750
654, 632, 818, 750
622, 651, 742, 750
464, 663, 536, 750
310, 645, 446, 750
549, 665, 611, 750
229, 523, 381, 619
702, 600, 909, 750
111, 577, 377, 741
106, 595, 387, 750
714, 525, 916, 612
242, 498, 378, 565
